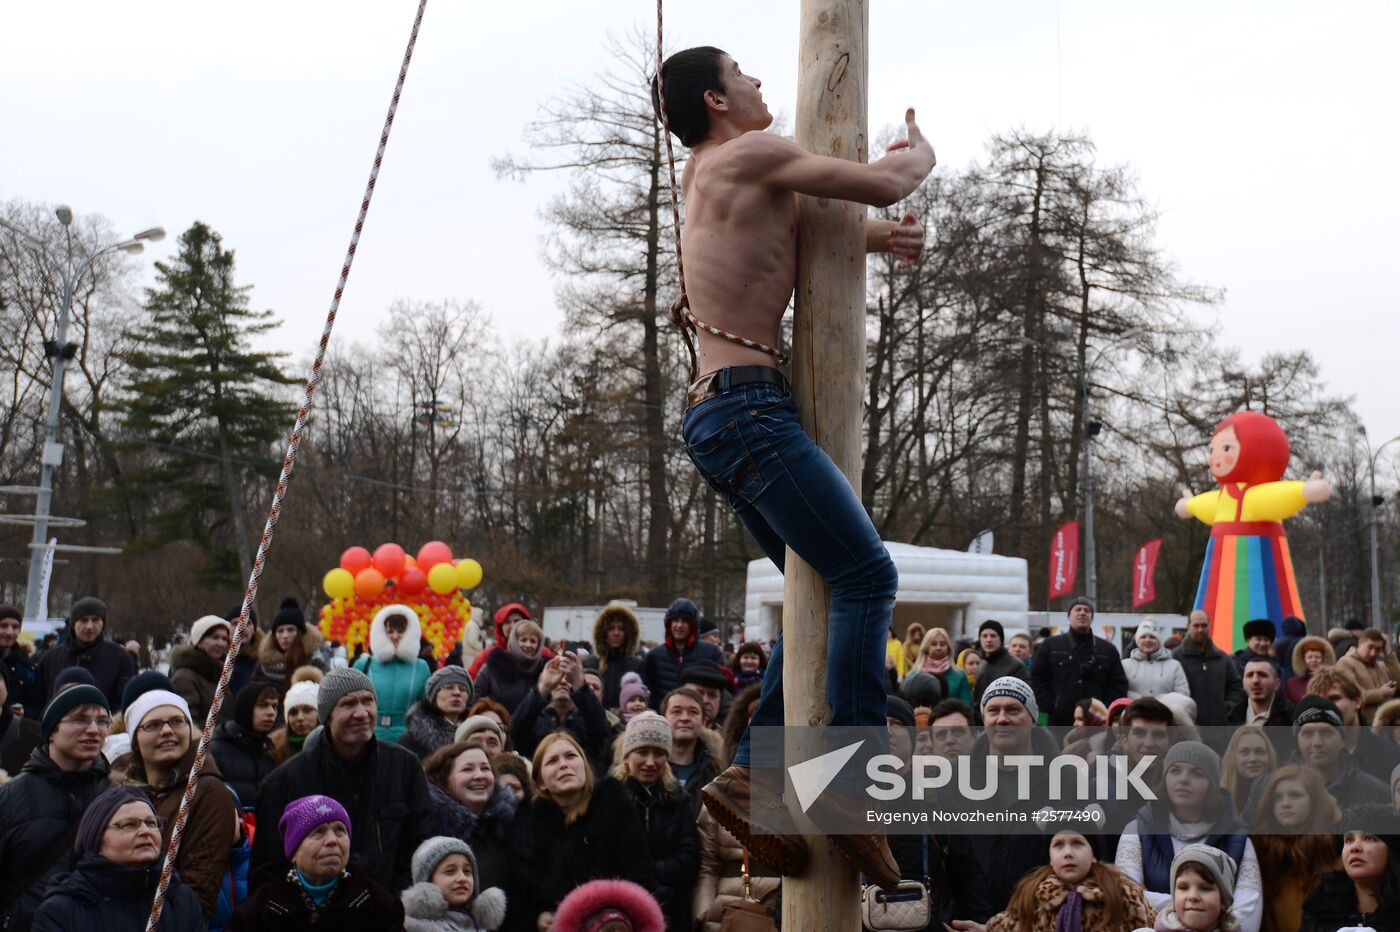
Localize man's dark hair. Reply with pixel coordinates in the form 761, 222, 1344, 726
653, 46, 728, 147
1119, 696, 1174, 728
928, 699, 974, 724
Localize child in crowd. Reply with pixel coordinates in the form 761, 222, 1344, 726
401, 836, 507, 931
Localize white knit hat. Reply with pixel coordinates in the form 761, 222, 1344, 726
189, 615, 230, 647
1134, 618, 1162, 643
125, 689, 192, 734
102, 732, 132, 764
284, 679, 320, 717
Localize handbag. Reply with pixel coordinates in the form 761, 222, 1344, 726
719, 849, 778, 932
860, 837, 931, 931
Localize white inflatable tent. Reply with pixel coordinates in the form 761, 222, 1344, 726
743, 541, 1029, 644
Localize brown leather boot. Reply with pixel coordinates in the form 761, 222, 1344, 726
832, 834, 902, 891
700, 766, 810, 875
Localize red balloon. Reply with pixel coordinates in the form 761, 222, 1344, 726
417, 540, 454, 570
354, 567, 386, 599
372, 543, 406, 578
399, 566, 427, 595
340, 546, 372, 574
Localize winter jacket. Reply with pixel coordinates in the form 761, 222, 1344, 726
31, 858, 206, 932
170, 644, 225, 728
137, 748, 238, 919
901, 664, 972, 705
250, 733, 436, 892
1029, 629, 1129, 726
35, 633, 136, 711
397, 700, 460, 759
456, 617, 489, 670
1122, 647, 1192, 701
1299, 870, 1400, 932
589, 602, 645, 709
0, 644, 39, 719
403, 881, 507, 932
623, 776, 699, 932
353, 605, 432, 742
506, 777, 656, 929
251, 625, 327, 696
1274, 615, 1307, 683
642, 615, 724, 710
984, 874, 1155, 932
212, 834, 251, 932
1336, 648, 1400, 721
1283, 636, 1337, 705
1171, 638, 1245, 727
693, 805, 781, 932
507, 683, 611, 771
676, 730, 724, 816
209, 719, 277, 811
428, 782, 517, 892
230, 867, 405, 932
888, 832, 993, 929
466, 604, 552, 679
0, 704, 42, 777
971, 647, 1027, 711
0, 747, 111, 932
472, 647, 544, 719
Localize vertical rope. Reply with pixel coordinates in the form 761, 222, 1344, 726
144, 1, 429, 926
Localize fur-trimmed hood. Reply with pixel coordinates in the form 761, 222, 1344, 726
401, 881, 507, 930
1291, 635, 1336, 677
169, 643, 222, 683
256, 624, 324, 665
371, 604, 423, 664
592, 602, 640, 664
1375, 697, 1400, 732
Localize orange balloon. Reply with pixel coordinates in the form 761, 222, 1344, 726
354, 567, 386, 599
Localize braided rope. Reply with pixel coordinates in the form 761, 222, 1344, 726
654, 0, 788, 384
144, 1, 429, 927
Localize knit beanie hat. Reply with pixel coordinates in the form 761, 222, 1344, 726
1162, 740, 1221, 788
978, 619, 1005, 643
901, 671, 944, 708
318, 666, 375, 724
618, 672, 650, 711
68, 596, 107, 625
1134, 618, 1162, 643
125, 689, 192, 735
426, 665, 474, 705
455, 714, 505, 745
53, 666, 97, 692
279, 794, 351, 859
103, 732, 133, 765
189, 615, 231, 647
231, 681, 276, 734
1293, 694, 1345, 736
41, 684, 110, 739
271, 597, 306, 633
885, 695, 915, 727
75, 785, 155, 856
1066, 596, 1095, 618
0, 604, 20, 623
412, 835, 479, 886
120, 670, 177, 711
507, 620, 543, 661
623, 711, 672, 758
285, 678, 321, 717
554, 879, 665, 932
1171, 843, 1237, 908
980, 675, 1039, 722
1242, 619, 1276, 642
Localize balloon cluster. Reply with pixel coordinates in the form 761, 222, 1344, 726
320, 541, 484, 655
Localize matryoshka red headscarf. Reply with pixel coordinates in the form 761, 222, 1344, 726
1212, 411, 1290, 485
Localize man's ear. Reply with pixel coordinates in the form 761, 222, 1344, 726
704, 89, 726, 112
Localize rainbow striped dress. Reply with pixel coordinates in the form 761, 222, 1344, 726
1185, 481, 1307, 654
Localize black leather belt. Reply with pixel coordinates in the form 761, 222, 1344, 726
686, 366, 789, 409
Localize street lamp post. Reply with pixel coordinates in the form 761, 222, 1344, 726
1361, 428, 1400, 629
0, 207, 163, 621
1078, 331, 1141, 604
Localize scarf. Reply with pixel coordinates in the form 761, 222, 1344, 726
1054, 887, 1084, 932
289, 731, 306, 751
924, 655, 951, 675
295, 866, 340, 907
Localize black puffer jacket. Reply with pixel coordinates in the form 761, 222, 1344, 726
0, 644, 39, 718
1171, 637, 1245, 727
35, 635, 135, 711
970, 646, 1028, 716
0, 747, 111, 932
209, 719, 276, 810
506, 778, 656, 930
623, 776, 699, 932
30, 858, 205, 932
888, 833, 994, 929
508, 684, 611, 771
250, 734, 436, 892
588, 602, 645, 709
642, 618, 723, 710
1029, 629, 1128, 725
1300, 870, 1400, 932
472, 648, 544, 719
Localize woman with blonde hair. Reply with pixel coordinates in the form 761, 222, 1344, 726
507, 732, 653, 930
903, 628, 971, 704
1249, 765, 1340, 932
1221, 726, 1277, 816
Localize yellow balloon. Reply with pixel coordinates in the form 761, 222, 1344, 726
323, 567, 355, 600
455, 558, 483, 590
428, 562, 458, 595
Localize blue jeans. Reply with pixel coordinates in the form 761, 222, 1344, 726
682, 372, 898, 768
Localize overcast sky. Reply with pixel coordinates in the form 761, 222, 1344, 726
4, 1, 1397, 477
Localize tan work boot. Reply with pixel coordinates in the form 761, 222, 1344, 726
832, 834, 902, 891
700, 766, 810, 875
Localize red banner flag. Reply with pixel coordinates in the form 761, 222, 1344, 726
1048, 520, 1080, 600
1132, 538, 1164, 608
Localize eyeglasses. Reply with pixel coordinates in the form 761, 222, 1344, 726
137, 716, 190, 735
108, 816, 165, 834
60, 715, 113, 730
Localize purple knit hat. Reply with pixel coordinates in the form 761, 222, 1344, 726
278, 794, 351, 859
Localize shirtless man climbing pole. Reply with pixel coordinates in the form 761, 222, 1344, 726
654, 46, 936, 889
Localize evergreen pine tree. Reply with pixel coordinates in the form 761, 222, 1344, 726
115, 221, 295, 587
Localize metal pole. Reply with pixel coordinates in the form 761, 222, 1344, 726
1082, 373, 1096, 602
23, 263, 73, 622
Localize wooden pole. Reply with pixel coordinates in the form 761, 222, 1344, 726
783, 0, 868, 929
